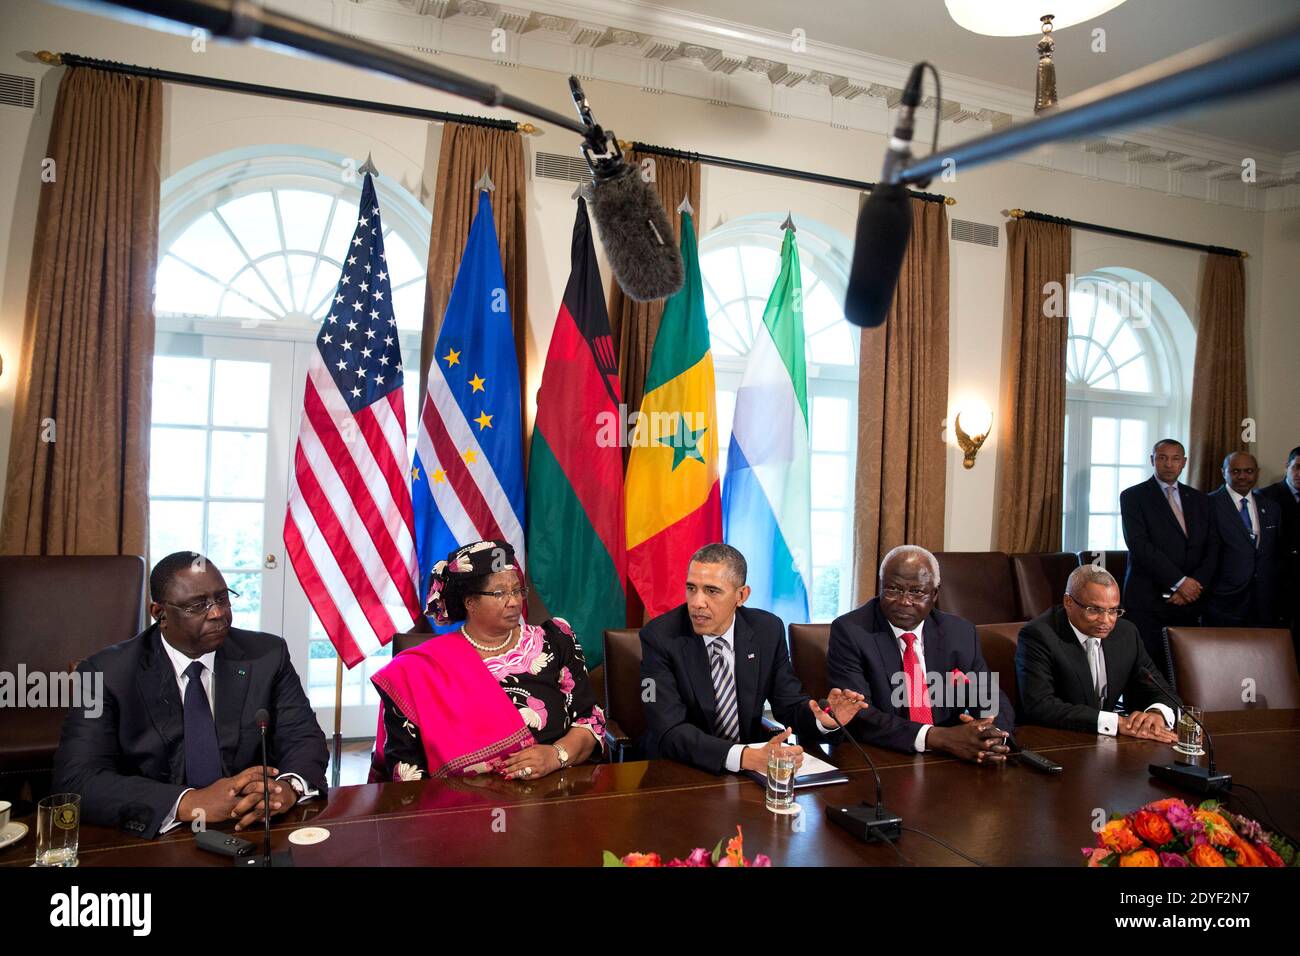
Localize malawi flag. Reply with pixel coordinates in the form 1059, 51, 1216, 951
625, 209, 722, 617
526, 198, 626, 665
722, 225, 811, 626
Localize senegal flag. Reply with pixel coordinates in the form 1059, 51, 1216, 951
527, 198, 625, 665
625, 209, 722, 617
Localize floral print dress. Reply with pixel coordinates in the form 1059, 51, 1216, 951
379, 618, 606, 781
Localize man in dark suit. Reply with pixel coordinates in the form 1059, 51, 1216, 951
640, 543, 866, 775
54, 552, 328, 838
1205, 452, 1279, 627
1119, 438, 1215, 675
1258, 446, 1300, 654
827, 545, 1014, 762
1017, 565, 1177, 740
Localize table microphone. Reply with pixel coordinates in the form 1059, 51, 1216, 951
239, 708, 294, 868
1139, 666, 1231, 795
569, 77, 685, 303
815, 699, 903, 843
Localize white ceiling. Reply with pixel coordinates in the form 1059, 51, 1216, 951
638, 0, 1300, 154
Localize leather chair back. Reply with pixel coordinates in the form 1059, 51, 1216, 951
1166, 627, 1300, 711
1012, 552, 1081, 619
788, 623, 831, 703
976, 622, 1023, 716
392, 617, 434, 655
1077, 551, 1128, 589
933, 552, 1020, 625
0, 555, 147, 775
603, 628, 646, 744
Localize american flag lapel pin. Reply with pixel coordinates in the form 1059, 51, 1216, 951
747, 653, 755, 660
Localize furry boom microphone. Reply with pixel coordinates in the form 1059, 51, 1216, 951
570, 77, 685, 302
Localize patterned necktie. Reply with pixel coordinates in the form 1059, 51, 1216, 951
1088, 637, 1108, 705
902, 632, 933, 725
1165, 484, 1187, 535
1239, 496, 1254, 538
709, 637, 741, 742
183, 660, 222, 788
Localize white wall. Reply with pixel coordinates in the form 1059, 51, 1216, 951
1, 0, 1295, 552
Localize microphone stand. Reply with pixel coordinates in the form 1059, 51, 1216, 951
818, 704, 903, 843
1140, 667, 1231, 796
239, 709, 295, 868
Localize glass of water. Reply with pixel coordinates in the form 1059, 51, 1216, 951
35, 793, 80, 867
1174, 705, 1205, 757
765, 745, 798, 814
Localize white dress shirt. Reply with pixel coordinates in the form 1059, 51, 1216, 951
1066, 621, 1173, 735
886, 619, 933, 753
158, 634, 316, 833
1226, 486, 1260, 542
704, 614, 834, 774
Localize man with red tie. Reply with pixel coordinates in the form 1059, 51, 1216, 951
827, 545, 1014, 761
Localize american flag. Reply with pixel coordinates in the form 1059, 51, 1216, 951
284, 172, 420, 667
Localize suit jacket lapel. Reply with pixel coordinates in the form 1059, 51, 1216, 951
1052, 608, 1100, 709
214, 637, 249, 773
136, 626, 185, 784
1150, 477, 1186, 539
867, 603, 905, 713
732, 612, 759, 732
681, 623, 719, 730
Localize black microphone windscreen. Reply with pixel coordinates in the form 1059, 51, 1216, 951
255, 708, 270, 728
586, 164, 685, 302
843, 183, 913, 328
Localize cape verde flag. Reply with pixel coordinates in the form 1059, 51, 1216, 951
411, 188, 525, 616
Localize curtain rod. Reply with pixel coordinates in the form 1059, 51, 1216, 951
37, 51, 533, 134
1007, 208, 1247, 258
626, 140, 955, 206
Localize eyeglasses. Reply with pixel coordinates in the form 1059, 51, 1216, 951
165, 589, 239, 617
472, 587, 529, 601
880, 586, 933, 603
1066, 593, 1124, 618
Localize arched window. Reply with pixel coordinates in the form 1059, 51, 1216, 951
1063, 269, 1192, 551
699, 214, 857, 621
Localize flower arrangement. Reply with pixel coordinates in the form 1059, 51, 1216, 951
603, 825, 772, 867
1083, 797, 1298, 867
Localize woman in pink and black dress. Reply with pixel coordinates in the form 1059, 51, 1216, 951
370, 540, 604, 781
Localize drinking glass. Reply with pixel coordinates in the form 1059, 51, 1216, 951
35, 793, 80, 867
765, 745, 798, 814
1174, 705, 1205, 757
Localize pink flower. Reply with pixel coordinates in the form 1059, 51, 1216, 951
751, 854, 772, 867
1163, 801, 1194, 833
1159, 852, 1189, 867
558, 666, 575, 695
684, 847, 712, 867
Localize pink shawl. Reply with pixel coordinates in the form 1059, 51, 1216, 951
370, 631, 535, 778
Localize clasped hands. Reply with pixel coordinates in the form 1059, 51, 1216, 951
1119, 709, 1178, 743
178, 766, 299, 832
1167, 577, 1202, 606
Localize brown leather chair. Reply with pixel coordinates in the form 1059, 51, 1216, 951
1165, 627, 1300, 711
976, 622, 1023, 716
788, 623, 831, 703
602, 628, 645, 762
1011, 552, 1081, 619
1077, 550, 1128, 588
0, 555, 147, 790
391, 616, 434, 655
933, 552, 1020, 625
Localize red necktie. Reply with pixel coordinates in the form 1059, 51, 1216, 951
902, 632, 933, 725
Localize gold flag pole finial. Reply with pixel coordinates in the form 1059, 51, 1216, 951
36, 50, 63, 65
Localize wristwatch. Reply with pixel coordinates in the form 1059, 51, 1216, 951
552, 743, 570, 768
280, 774, 306, 798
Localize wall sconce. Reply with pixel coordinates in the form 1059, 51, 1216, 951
955, 402, 992, 469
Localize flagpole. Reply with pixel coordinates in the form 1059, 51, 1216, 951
331, 657, 343, 789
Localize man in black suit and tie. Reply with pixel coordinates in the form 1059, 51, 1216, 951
1016, 565, 1178, 740
1205, 452, 1279, 627
640, 543, 866, 775
1119, 438, 1215, 675
54, 552, 328, 838
1258, 446, 1300, 654
827, 545, 1014, 762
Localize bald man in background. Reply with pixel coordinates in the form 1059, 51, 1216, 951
1205, 452, 1279, 627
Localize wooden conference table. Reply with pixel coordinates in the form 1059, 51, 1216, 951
4, 710, 1297, 867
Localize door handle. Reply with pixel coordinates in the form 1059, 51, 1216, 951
264, 553, 278, 569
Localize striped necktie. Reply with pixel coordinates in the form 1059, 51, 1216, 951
1087, 637, 1108, 706
709, 636, 741, 742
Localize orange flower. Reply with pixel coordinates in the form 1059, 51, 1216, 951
621, 852, 662, 867
1144, 797, 1188, 815
1188, 844, 1227, 867
1257, 843, 1285, 868
1132, 810, 1175, 847
1194, 810, 1236, 847
1226, 835, 1266, 868
1100, 820, 1142, 854
722, 825, 747, 867
1084, 848, 1114, 867
1119, 848, 1160, 867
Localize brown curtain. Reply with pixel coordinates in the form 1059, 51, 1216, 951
421, 123, 527, 412
0, 68, 162, 556
851, 197, 950, 601
1188, 253, 1247, 492
608, 150, 701, 462
994, 218, 1071, 553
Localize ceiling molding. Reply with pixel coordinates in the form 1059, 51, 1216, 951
309, 0, 1298, 209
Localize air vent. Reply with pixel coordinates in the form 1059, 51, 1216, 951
534, 151, 591, 184
951, 218, 999, 247
0, 73, 36, 110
